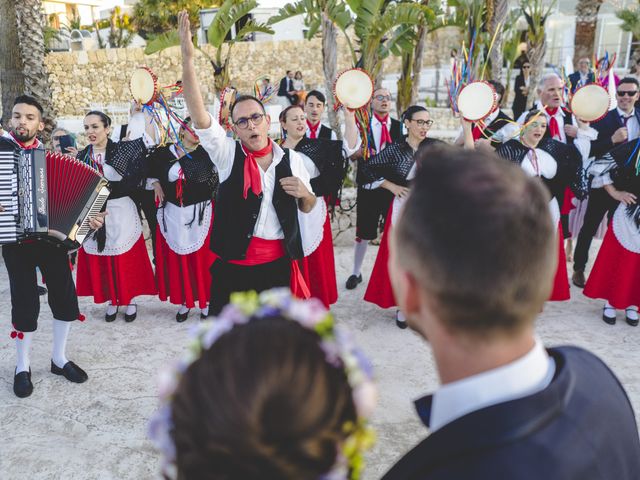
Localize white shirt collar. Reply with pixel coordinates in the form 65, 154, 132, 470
429, 338, 555, 432
372, 114, 391, 128
2, 130, 41, 148
617, 107, 635, 119
484, 108, 500, 124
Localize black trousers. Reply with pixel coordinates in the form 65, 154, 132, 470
209, 256, 290, 316
132, 189, 157, 260
2, 241, 79, 332
573, 187, 618, 272
356, 187, 394, 241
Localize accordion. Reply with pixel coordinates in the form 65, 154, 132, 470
0, 148, 110, 248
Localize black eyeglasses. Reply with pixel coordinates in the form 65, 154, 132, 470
234, 113, 265, 129
410, 119, 434, 127
617, 90, 639, 97
374, 95, 392, 101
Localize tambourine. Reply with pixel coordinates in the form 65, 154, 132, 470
130, 67, 159, 106
456, 81, 498, 122
219, 86, 237, 128
570, 84, 611, 122
333, 68, 374, 110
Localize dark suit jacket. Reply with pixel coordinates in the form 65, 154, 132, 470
383, 346, 640, 480
590, 108, 640, 159
512, 74, 528, 120
389, 118, 403, 145
568, 71, 595, 93
278, 77, 293, 97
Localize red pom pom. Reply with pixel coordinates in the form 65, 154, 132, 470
10, 331, 17, 339
17, 332, 24, 340
78, 313, 86, 322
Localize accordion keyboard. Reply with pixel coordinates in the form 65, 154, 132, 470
74, 185, 110, 244
0, 150, 19, 243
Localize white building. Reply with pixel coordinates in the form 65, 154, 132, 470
43, 0, 134, 28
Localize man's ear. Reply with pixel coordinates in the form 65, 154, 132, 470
400, 269, 422, 319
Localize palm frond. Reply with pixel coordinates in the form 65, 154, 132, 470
268, 0, 319, 25
144, 29, 180, 55
208, 0, 259, 48
235, 20, 274, 41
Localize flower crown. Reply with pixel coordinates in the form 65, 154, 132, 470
148, 289, 377, 480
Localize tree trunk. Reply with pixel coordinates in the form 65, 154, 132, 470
322, 13, 341, 140
573, 0, 604, 65
15, 0, 57, 139
526, 35, 546, 110
0, 1, 25, 126
396, 51, 413, 115
489, 0, 509, 82
410, 24, 427, 106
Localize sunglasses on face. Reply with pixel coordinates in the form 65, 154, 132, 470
234, 113, 265, 129
374, 95, 392, 101
52, 136, 64, 140
617, 90, 639, 97
410, 119, 434, 127
522, 65, 531, 69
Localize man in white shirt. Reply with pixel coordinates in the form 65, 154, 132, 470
383, 146, 640, 479
304, 90, 337, 140
178, 12, 317, 314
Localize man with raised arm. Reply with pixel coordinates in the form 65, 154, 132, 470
177, 11, 319, 315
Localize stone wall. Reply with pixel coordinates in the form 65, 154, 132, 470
45, 28, 462, 117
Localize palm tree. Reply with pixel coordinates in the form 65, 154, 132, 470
573, 0, 604, 65
268, 0, 353, 138
521, 0, 555, 110
0, 0, 56, 135
616, 6, 640, 73
488, 0, 509, 82
145, 0, 273, 96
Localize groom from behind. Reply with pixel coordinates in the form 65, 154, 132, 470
384, 145, 640, 479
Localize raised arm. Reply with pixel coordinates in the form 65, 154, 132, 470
343, 108, 360, 154
179, 11, 210, 130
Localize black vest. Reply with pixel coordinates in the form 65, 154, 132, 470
528, 107, 574, 145
211, 143, 303, 261
389, 118, 404, 144
318, 125, 334, 139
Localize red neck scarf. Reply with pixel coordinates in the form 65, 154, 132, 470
472, 122, 485, 141
544, 107, 561, 140
242, 139, 273, 199
9, 132, 40, 150
374, 112, 392, 149
307, 120, 320, 139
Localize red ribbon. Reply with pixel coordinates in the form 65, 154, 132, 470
307, 120, 320, 139
242, 140, 273, 200
545, 107, 561, 140
374, 112, 392, 149
176, 168, 185, 207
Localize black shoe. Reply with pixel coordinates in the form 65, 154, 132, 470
13, 369, 33, 398
124, 305, 137, 323
51, 360, 88, 383
176, 309, 190, 323
602, 306, 616, 325
200, 312, 208, 320
626, 308, 639, 327
395, 311, 408, 329
345, 274, 363, 290
105, 307, 119, 322
38, 286, 47, 296
572, 270, 586, 288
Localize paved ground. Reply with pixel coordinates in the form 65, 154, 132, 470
0, 230, 638, 479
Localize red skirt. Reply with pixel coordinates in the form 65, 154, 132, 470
155, 223, 216, 309
550, 222, 570, 301
76, 235, 157, 305
584, 228, 640, 308
364, 206, 396, 308
300, 208, 338, 307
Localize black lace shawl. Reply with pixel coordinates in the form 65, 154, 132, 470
496, 138, 587, 203
358, 138, 444, 187
590, 138, 640, 228
293, 136, 347, 206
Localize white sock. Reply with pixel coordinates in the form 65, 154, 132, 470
52, 320, 70, 368
106, 303, 118, 316
125, 303, 137, 316
16, 331, 34, 374
396, 310, 406, 323
178, 304, 189, 315
605, 301, 615, 309
626, 306, 639, 320
201, 305, 209, 317
352, 240, 368, 277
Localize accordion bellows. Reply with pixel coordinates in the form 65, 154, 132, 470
0, 148, 109, 247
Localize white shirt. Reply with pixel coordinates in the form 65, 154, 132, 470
371, 114, 393, 153
195, 113, 313, 240
617, 107, 640, 142
429, 339, 556, 432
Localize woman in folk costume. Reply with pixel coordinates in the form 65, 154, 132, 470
361, 106, 442, 328
584, 138, 640, 326
495, 110, 589, 301
279, 105, 360, 307
76, 110, 157, 322
149, 119, 219, 322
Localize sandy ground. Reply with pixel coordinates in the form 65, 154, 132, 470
0, 227, 638, 480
